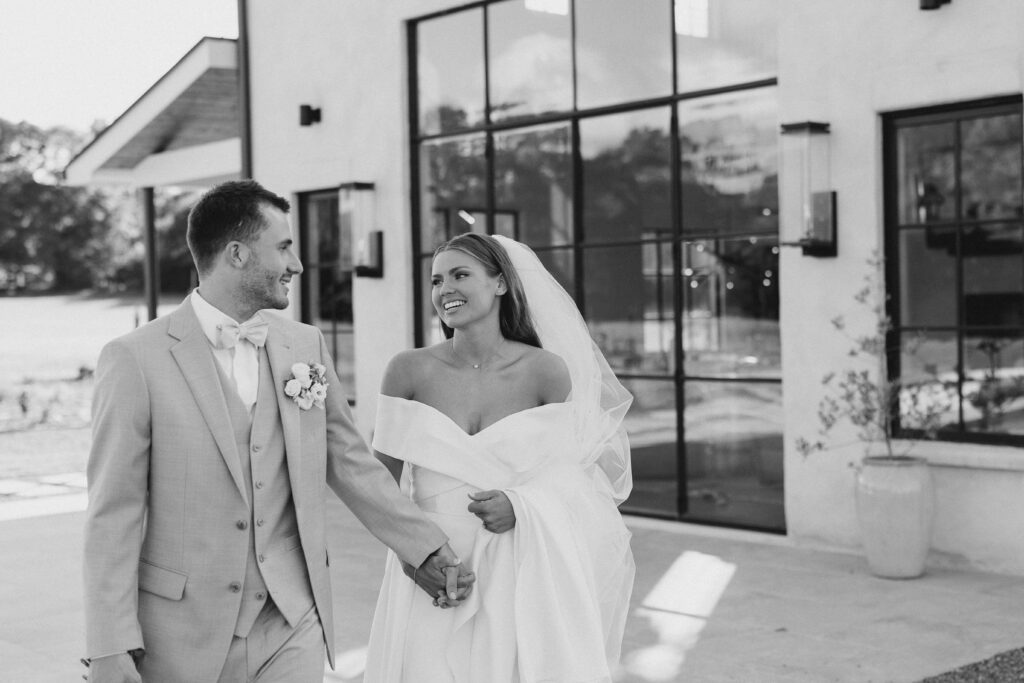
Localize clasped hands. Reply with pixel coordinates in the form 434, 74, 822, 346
404, 490, 515, 609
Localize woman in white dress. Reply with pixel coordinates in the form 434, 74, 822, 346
363, 234, 635, 683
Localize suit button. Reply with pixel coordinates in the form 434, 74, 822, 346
256, 519, 265, 527
255, 481, 264, 489
252, 444, 261, 453
258, 554, 265, 563
236, 520, 248, 530
229, 582, 241, 593
256, 592, 266, 601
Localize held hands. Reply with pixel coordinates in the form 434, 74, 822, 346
468, 490, 516, 534
403, 542, 475, 609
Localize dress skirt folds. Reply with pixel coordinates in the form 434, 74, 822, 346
364, 396, 635, 683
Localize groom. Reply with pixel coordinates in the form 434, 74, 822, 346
83, 180, 471, 682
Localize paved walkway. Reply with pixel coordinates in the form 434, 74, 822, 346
1, 487, 1022, 682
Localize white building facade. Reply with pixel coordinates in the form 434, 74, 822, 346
243, 0, 1024, 575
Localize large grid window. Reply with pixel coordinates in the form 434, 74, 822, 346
410, 0, 782, 530
886, 96, 1024, 444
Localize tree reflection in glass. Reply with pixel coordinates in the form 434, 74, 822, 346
418, 134, 488, 252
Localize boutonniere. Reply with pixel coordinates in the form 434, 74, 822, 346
284, 361, 328, 410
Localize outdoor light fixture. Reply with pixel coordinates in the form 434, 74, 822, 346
340, 182, 383, 278
299, 104, 321, 126
920, 0, 951, 9
780, 121, 837, 257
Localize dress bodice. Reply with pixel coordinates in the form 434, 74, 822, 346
372, 395, 576, 495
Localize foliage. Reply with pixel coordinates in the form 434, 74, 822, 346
795, 255, 952, 459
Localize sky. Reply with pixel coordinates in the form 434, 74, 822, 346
0, 0, 238, 132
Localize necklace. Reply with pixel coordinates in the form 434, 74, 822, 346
450, 339, 505, 370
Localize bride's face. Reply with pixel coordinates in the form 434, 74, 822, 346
431, 249, 505, 329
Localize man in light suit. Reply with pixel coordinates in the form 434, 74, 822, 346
83, 180, 472, 682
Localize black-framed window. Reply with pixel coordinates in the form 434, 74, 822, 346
298, 188, 356, 403
885, 96, 1024, 444
409, 0, 782, 531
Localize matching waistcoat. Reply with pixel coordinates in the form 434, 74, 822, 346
215, 349, 314, 637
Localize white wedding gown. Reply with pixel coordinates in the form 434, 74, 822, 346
363, 395, 635, 683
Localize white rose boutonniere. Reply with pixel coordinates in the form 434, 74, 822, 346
284, 361, 328, 410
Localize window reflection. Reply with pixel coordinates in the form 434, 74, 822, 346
419, 134, 489, 252
575, 0, 673, 109
679, 88, 778, 236
581, 108, 672, 244
682, 238, 780, 378
896, 122, 956, 225
488, 1, 572, 122
898, 228, 957, 327
960, 113, 1023, 221
584, 243, 674, 375
963, 224, 1024, 328
417, 9, 486, 135
495, 123, 573, 248
675, 0, 777, 92
683, 380, 784, 530
299, 191, 354, 399
963, 335, 1024, 435
620, 378, 678, 518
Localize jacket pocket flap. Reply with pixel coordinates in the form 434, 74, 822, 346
139, 560, 187, 600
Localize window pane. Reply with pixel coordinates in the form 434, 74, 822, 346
682, 238, 780, 378
419, 134, 489, 253
683, 380, 784, 531
898, 228, 958, 327
679, 88, 779, 236
487, 1, 572, 122
584, 244, 674, 375
963, 334, 1024, 435
960, 112, 1023, 220
963, 224, 1024, 328
619, 378, 678, 518
300, 192, 354, 398
494, 123, 574, 247
575, 0, 673, 109
417, 10, 486, 135
675, 0, 778, 92
896, 122, 956, 225
899, 330, 958, 433
580, 108, 672, 244
536, 247, 575, 296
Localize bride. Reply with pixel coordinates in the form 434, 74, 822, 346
363, 233, 635, 683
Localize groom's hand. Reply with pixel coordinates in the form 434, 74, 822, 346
85, 652, 141, 683
403, 543, 475, 606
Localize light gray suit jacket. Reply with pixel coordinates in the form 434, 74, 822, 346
83, 301, 446, 681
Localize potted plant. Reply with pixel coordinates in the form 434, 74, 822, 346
796, 255, 951, 579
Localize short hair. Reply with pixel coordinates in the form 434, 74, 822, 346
186, 180, 290, 275
433, 233, 541, 348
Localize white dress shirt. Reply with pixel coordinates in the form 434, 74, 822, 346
190, 290, 262, 411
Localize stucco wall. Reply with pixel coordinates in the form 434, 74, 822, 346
780, 0, 1024, 574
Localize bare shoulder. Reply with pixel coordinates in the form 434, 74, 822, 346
517, 344, 571, 403
380, 344, 449, 398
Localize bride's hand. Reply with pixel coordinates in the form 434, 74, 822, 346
402, 543, 475, 606
468, 490, 516, 534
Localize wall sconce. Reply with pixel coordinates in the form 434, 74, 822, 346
339, 182, 383, 277
299, 104, 321, 126
780, 121, 837, 257
920, 0, 951, 9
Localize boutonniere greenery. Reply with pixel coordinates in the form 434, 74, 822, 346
284, 361, 328, 410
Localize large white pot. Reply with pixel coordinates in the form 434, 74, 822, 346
855, 456, 934, 579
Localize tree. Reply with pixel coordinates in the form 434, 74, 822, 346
0, 118, 117, 291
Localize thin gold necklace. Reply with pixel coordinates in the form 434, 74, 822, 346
450, 338, 505, 370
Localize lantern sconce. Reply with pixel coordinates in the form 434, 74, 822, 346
920, 0, 951, 9
780, 121, 837, 258
339, 182, 383, 278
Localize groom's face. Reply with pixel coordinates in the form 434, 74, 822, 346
238, 205, 303, 311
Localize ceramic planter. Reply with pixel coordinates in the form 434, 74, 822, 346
855, 455, 934, 579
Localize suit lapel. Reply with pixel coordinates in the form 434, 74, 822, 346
265, 322, 303, 504
167, 303, 249, 504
